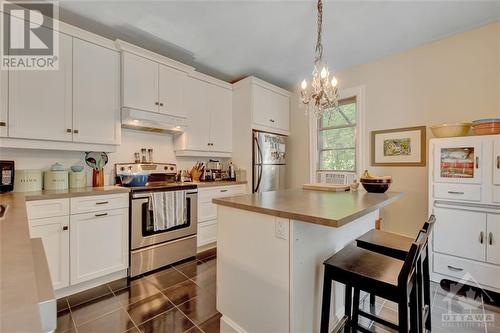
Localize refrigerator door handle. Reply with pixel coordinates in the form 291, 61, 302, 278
254, 136, 264, 192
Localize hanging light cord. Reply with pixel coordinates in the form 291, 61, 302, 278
314, 0, 323, 64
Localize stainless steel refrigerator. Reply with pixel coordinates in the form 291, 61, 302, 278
253, 130, 286, 193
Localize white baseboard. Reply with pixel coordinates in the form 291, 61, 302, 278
54, 269, 127, 298
220, 315, 247, 333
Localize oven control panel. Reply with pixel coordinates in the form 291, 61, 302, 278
115, 163, 177, 175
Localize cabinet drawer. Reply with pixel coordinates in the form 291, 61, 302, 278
433, 252, 500, 290
26, 198, 69, 219
199, 201, 217, 222
197, 220, 217, 247
70, 193, 128, 214
199, 185, 246, 201
433, 183, 481, 202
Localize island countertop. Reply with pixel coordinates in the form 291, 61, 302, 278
212, 189, 403, 227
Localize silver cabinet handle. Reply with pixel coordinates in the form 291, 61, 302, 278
479, 231, 484, 244
497, 156, 500, 169
447, 265, 463, 272
62, 226, 69, 231
489, 232, 493, 246
448, 191, 464, 195
95, 201, 109, 205
476, 156, 479, 169
0, 121, 6, 127
95, 212, 108, 217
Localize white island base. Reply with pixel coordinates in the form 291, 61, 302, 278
216, 205, 379, 333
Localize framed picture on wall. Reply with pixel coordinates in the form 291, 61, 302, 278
371, 126, 426, 166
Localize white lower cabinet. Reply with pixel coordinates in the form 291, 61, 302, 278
27, 195, 129, 291
197, 185, 246, 248
487, 213, 500, 265
29, 216, 70, 290
70, 208, 128, 284
433, 207, 486, 261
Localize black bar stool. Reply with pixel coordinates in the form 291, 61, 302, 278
320, 227, 431, 333
356, 215, 435, 330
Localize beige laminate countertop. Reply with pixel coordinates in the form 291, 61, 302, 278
212, 189, 403, 227
0, 186, 130, 332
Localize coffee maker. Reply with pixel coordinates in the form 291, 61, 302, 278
206, 159, 223, 181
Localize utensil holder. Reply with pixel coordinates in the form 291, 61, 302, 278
92, 169, 105, 187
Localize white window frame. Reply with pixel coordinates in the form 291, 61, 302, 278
308, 85, 366, 183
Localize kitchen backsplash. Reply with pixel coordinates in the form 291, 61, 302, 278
0, 129, 229, 186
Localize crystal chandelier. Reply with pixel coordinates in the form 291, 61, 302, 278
300, 0, 339, 118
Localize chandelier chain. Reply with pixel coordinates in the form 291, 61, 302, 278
315, 0, 323, 64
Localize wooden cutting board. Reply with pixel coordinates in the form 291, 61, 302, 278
303, 183, 350, 192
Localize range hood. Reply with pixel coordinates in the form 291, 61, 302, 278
121, 108, 187, 134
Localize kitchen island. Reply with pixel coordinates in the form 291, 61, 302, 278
213, 189, 402, 333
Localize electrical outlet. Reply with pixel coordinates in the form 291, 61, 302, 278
275, 219, 288, 240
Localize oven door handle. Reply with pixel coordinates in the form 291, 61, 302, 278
132, 190, 197, 199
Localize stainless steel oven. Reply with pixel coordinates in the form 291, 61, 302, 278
129, 188, 198, 277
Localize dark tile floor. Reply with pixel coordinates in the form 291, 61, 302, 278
56, 248, 219, 333
56, 247, 500, 333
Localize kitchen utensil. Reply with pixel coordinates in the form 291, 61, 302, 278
141, 148, 147, 163
50, 162, 65, 171
44, 171, 68, 190
119, 173, 149, 187
14, 169, 42, 192
430, 123, 472, 138
303, 183, 350, 192
472, 118, 500, 135
71, 165, 84, 172
85, 152, 109, 170
69, 171, 87, 189
0, 161, 15, 193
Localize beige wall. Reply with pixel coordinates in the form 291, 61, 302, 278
288, 21, 500, 237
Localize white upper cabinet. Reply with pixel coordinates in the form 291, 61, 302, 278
8, 31, 73, 141
178, 78, 210, 151
432, 136, 483, 184
122, 52, 159, 113
174, 76, 232, 156
208, 83, 232, 153
494, 137, 500, 186
73, 39, 120, 145
159, 64, 187, 118
0, 68, 7, 137
122, 51, 188, 118
252, 83, 290, 132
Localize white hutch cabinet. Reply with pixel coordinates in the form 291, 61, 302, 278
429, 134, 500, 294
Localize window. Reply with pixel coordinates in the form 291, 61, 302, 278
317, 97, 357, 172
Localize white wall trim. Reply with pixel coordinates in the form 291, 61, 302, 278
308, 85, 366, 183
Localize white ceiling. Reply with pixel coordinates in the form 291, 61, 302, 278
58, 1, 500, 89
